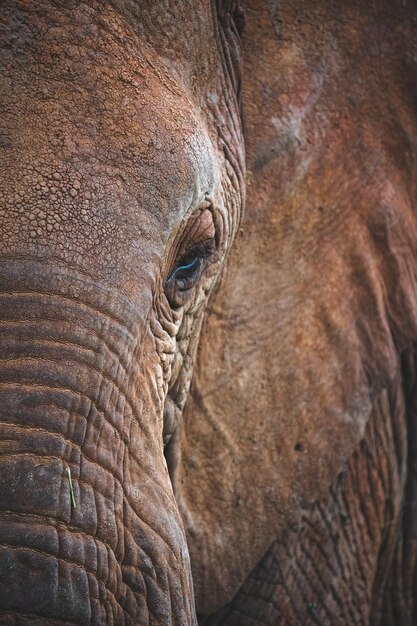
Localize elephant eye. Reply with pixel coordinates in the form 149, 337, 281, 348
165, 240, 215, 308
172, 254, 201, 283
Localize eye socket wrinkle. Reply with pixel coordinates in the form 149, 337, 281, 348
164, 237, 217, 307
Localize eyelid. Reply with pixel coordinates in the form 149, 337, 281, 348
183, 239, 215, 261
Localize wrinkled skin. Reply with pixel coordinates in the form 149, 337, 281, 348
171, 1, 417, 625
1, 1, 417, 625
0, 1, 243, 624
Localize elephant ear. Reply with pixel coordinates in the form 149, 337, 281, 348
171, 0, 417, 615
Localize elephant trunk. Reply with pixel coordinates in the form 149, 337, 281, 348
0, 260, 195, 625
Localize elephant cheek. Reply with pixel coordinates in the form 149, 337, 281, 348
0, 260, 196, 625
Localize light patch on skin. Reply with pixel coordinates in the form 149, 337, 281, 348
270, 50, 328, 179
162, 121, 222, 247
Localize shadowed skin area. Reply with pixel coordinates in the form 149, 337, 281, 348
169, 0, 417, 624
0, 1, 243, 624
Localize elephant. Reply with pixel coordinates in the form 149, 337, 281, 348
1, 0, 416, 625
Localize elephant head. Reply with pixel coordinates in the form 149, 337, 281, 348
3, 0, 417, 624
0, 1, 244, 623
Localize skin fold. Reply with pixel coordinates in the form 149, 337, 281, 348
0, 1, 243, 623
1, 0, 417, 625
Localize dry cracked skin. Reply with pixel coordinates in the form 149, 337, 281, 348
1, 1, 417, 625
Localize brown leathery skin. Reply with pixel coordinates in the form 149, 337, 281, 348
200, 374, 409, 624
2, 0, 417, 624
0, 1, 244, 624
171, 0, 417, 622
0, 261, 196, 624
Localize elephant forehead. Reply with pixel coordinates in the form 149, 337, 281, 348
1, 78, 216, 228
1, 36, 219, 295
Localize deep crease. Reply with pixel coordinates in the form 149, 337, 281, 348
0, 546, 150, 624
297, 539, 344, 624
0, 390, 129, 451
0, 380, 133, 451
0, 420, 182, 571
0, 508, 152, 583
0, 291, 139, 339
0, 540, 139, 606
0, 406, 173, 561
0, 473, 161, 591
0, 319, 133, 372
0, 355, 139, 437
0, 335, 132, 383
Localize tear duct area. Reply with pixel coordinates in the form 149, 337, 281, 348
0, 261, 195, 625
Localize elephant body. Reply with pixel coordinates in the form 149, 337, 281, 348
1, 0, 417, 624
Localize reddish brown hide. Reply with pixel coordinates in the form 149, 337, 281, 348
0, 1, 243, 624
1, 0, 417, 625
172, 1, 417, 624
